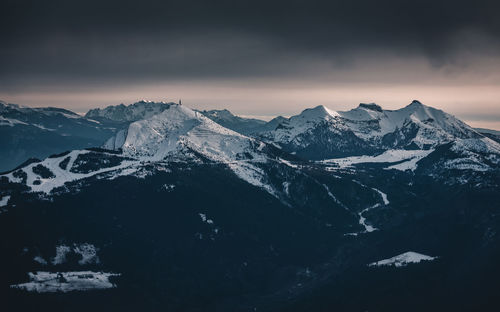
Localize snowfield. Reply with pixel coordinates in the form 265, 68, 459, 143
321, 149, 434, 171
368, 251, 437, 267
11, 271, 120, 293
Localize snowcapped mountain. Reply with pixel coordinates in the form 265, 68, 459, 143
85, 100, 175, 123
2, 100, 500, 311
255, 100, 500, 173
1, 104, 302, 198
0, 100, 101, 134
259, 100, 481, 154
102, 104, 281, 193
0, 101, 118, 172
86, 101, 268, 135
199, 109, 266, 135
113, 105, 257, 161
1, 101, 80, 119
337, 101, 478, 143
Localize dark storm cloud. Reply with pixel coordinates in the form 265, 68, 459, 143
1, 0, 500, 88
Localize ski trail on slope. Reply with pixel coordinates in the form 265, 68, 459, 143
322, 183, 350, 211
345, 203, 380, 236
344, 180, 391, 236
352, 179, 390, 205
371, 187, 389, 205
321, 182, 378, 235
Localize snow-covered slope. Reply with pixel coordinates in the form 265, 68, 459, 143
266, 105, 340, 145
85, 100, 175, 123
107, 104, 276, 193
1, 149, 138, 194
475, 128, 500, 144
114, 105, 259, 162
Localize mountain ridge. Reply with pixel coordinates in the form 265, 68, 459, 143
2, 99, 499, 176
0, 100, 119, 172
1, 99, 500, 311
85, 100, 176, 123
256, 100, 492, 162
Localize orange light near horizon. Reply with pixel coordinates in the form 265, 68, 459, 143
1, 81, 499, 130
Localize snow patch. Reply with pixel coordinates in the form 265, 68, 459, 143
0, 195, 10, 207
73, 243, 99, 265
368, 251, 437, 267
33, 256, 48, 265
0, 116, 28, 126
283, 182, 290, 195
228, 162, 276, 197
322, 149, 434, 171
322, 184, 348, 210
52, 245, 71, 265
278, 158, 299, 168
199, 213, 214, 224
161, 184, 176, 191
11, 271, 120, 293
51, 243, 99, 265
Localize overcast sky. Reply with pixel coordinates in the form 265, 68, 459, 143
1, 0, 499, 129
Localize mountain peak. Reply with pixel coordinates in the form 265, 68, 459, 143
85, 100, 176, 122
298, 105, 339, 120
358, 103, 383, 112
0, 101, 23, 111
112, 104, 251, 161
409, 100, 424, 107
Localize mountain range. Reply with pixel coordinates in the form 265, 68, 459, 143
1, 99, 499, 311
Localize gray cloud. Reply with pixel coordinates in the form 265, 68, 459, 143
1, 0, 500, 88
